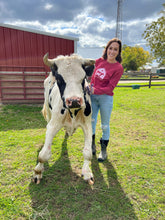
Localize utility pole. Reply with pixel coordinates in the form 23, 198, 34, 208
116, 0, 123, 40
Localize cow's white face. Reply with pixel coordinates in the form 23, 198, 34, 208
44, 53, 95, 113
54, 56, 86, 108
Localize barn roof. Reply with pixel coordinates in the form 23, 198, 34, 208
0, 23, 79, 42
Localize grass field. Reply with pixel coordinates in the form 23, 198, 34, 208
0, 86, 165, 219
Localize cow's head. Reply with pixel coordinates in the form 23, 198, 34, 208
43, 53, 95, 113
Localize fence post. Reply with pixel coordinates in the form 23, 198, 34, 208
22, 68, 26, 99
0, 73, 2, 103
149, 73, 152, 88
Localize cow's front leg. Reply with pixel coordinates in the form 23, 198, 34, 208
33, 121, 61, 184
82, 125, 94, 185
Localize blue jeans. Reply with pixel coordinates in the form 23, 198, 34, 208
91, 94, 113, 140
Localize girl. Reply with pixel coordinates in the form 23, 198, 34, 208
89, 38, 124, 162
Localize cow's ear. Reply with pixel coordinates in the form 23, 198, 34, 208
82, 65, 95, 77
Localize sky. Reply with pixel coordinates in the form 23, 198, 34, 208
0, 0, 164, 61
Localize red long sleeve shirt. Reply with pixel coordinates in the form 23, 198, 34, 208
91, 58, 124, 96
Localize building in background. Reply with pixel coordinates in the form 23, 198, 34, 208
77, 47, 104, 60
0, 23, 78, 104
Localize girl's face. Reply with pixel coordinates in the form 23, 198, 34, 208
107, 42, 119, 63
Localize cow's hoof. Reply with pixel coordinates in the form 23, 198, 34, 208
32, 177, 41, 184
82, 175, 94, 185
88, 177, 94, 185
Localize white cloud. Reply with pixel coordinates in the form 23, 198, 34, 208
7, 20, 44, 30
44, 3, 53, 10
3, 3, 163, 51
78, 33, 107, 47
1, 0, 164, 63
123, 14, 160, 28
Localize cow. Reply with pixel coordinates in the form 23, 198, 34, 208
33, 53, 95, 185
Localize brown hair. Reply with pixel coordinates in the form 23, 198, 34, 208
102, 38, 122, 63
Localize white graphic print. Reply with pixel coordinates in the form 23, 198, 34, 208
95, 68, 106, 79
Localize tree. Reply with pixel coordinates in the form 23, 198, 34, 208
142, 4, 165, 65
122, 45, 152, 71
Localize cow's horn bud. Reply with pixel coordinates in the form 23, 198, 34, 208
43, 53, 54, 66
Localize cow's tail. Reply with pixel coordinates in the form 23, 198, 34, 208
41, 104, 47, 121
42, 103, 51, 122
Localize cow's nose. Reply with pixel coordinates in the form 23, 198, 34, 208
66, 97, 83, 109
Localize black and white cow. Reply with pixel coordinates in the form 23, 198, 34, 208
33, 53, 95, 185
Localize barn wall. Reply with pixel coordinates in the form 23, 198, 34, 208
0, 25, 76, 71
0, 24, 78, 104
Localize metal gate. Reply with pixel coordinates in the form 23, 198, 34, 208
0, 66, 48, 104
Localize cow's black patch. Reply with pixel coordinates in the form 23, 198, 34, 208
51, 65, 66, 99
51, 63, 58, 75
49, 87, 53, 95
61, 108, 65, 114
84, 101, 91, 116
62, 97, 67, 109
82, 65, 95, 77
81, 78, 85, 90
49, 103, 52, 110
81, 77, 91, 117
68, 109, 73, 118
74, 108, 81, 116
48, 82, 55, 110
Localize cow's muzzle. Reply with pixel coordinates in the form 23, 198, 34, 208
66, 97, 83, 109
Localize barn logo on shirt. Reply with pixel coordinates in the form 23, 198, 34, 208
95, 68, 106, 79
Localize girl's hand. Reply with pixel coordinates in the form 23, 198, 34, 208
88, 84, 94, 94
85, 84, 94, 95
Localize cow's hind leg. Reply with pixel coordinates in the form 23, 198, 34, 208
82, 126, 94, 185
33, 122, 61, 184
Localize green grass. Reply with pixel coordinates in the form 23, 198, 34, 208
0, 86, 165, 219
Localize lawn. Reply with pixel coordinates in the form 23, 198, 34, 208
0, 86, 165, 220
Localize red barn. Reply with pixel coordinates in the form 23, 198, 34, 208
0, 23, 79, 104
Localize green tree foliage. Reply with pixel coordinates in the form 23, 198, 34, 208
122, 45, 152, 71
142, 4, 165, 65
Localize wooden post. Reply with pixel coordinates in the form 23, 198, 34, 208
0, 74, 2, 103
149, 73, 152, 88
22, 69, 26, 99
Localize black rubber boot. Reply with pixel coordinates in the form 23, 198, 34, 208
98, 138, 109, 162
92, 134, 96, 155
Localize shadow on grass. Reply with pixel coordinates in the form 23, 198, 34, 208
29, 135, 137, 220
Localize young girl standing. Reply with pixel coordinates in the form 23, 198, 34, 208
89, 38, 124, 162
